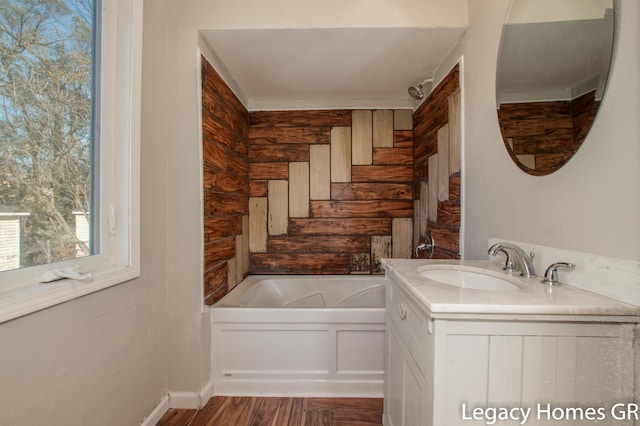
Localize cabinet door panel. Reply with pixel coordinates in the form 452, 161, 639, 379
385, 328, 405, 426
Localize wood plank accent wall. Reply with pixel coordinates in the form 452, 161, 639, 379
413, 64, 461, 259
201, 57, 250, 304
497, 91, 598, 175
248, 109, 414, 274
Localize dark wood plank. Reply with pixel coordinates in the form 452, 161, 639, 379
156, 408, 197, 426
287, 398, 305, 426
351, 165, 413, 183
203, 262, 228, 305
203, 192, 249, 217
372, 147, 413, 165
202, 59, 248, 134
202, 88, 249, 140
249, 162, 289, 180
203, 216, 243, 243
188, 396, 230, 426
249, 127, 331, 144
393, 130, 413, 147
158, 397, 384, 426
249, 180, 267, 197
202, 112, 248, 157
249, 144, 310, 162
310, 200, 413, 218
204, 237, 236, 266
246, 397, 282, 426
202, 138, 248, 176
267, 235, 371, 253
331, 183, 412, 201
304, 398, 383, 411
250, 110, 351, 127
250, 253, 351, 274
289, 218, 391, 236
203, 166, 248, 195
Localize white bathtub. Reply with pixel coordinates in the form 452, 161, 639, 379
210, 275, 386, 397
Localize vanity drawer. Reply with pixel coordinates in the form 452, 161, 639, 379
386, 279, 431, 375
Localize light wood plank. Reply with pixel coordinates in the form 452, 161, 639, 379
392, 218, 413, 259
249, 197, 267, 252
420, 181, 429, 237
289, 162, 310, 218
352, 110, 373, 165
373, 110, 394, 148
242, 215, 249, 274
309, 144, 330, 200
437, 124, 450, 202
235, 235, 244, 284
331, 127, 352, 183
394, 109, 413, 130
428, 155, 438, 223
413, 200, 420, 256
268, 180, 289, 235
448, 88, 461, 174
227, 256, 237, 290
371, 236, 392, 273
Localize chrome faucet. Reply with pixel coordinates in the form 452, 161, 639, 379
488, 242, 536, 278
414, 233, 435, 258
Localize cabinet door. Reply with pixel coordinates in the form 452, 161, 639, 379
384, 324, 429, 426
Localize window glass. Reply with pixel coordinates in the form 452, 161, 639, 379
0, 0, 97, 272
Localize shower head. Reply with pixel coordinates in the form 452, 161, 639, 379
408, 85, 424, 100
408, 76, 434, 100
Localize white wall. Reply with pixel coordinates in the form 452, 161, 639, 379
0, 1, 171, 425
435, 0, 639, 265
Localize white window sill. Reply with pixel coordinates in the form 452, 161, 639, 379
0, 265, 140, 323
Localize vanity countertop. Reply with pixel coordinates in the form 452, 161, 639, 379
382, 259, 640, 322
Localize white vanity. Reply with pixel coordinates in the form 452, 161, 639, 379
382, 259, 640, 426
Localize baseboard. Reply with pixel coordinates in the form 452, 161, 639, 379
141, 395, 169, 426
200, 379, 215, 405
212, 379, 383, 398
141, 380, 214, 424
169, 379, 215, 409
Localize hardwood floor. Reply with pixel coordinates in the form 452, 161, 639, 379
157, 397, 383, 426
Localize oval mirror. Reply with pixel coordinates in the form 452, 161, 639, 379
496, 0, 615, 175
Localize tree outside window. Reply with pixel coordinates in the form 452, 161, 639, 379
0, 0, 96, 271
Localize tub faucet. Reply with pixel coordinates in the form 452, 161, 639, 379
488, 243, 536, 278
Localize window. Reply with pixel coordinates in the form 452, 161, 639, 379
0, 0, 142, 323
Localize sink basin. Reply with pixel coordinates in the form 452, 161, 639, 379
417, 265, 523, 291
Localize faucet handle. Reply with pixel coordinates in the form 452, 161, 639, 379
541, 262, 576, 285
414, 233, 435, 258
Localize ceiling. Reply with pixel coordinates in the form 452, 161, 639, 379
200, 26, 466, 111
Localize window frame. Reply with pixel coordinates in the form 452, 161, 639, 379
0, 0, 142, 323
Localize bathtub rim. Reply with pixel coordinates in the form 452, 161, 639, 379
211, 274, 387, 311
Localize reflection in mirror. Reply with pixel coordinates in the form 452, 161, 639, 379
496, 0, 614, 175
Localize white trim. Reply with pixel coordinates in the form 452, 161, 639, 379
200, 380, 215, 407
212, 379, 383, 398
167, 379, 214, 410
247, 97, 417, 112
457, 56, 466, 259
140, 395, 170, 426
196, 49, 205, 313
141, 379, 214, 424
169, 392, 201, 410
